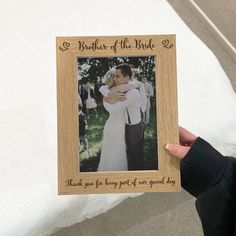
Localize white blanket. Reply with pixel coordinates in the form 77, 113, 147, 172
0, 0, 236, 235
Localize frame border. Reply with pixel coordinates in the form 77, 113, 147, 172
56, 35, 180, 194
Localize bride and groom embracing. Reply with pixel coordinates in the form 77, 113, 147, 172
97, 63, 147, 172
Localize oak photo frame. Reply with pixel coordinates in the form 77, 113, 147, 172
56, 35, 180, 194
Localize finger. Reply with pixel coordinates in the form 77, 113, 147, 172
117, 95, 126, 99
179, 126, 197, 146
116, 91, 125, 95
113, 96, 126, 101
165, 144, 190, 160
115, 94, 126, 98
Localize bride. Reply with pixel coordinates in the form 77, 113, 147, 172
97, 68, 142, 172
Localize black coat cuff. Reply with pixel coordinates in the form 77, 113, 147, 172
180, 137, 229, 197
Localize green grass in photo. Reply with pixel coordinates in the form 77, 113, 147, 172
79, 104, 157, 172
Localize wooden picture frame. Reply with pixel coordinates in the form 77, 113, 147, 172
56, 35, 180, 194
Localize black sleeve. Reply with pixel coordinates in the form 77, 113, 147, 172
180, 137, 236, 236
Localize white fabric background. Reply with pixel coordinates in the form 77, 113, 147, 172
0, 0, 236, 235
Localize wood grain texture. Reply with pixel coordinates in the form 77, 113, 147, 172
56, 35, 180, 194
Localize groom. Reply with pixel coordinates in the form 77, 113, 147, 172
103, 63, 147, 170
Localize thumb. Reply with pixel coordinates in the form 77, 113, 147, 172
165, 144, 190, 160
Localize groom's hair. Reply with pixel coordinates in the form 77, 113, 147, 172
115, 63, 132, 79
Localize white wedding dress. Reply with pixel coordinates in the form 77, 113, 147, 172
97, 109, 128, 172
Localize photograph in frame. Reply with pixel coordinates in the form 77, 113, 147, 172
56, 35, 180, 194
77, 56, 158, 173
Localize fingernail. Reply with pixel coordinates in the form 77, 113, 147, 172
165, 144, 178, 154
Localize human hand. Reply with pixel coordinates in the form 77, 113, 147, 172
129, 80, 142, 89
165, 126, 197, 159
114, 84, 130, 93
104, 91, 126, 104
134, 80, 143, 88
112, 81, 143, 93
